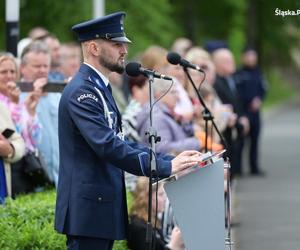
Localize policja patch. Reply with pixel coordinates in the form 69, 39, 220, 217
77, 93, 99, 103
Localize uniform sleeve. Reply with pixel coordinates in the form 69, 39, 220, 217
68, 86, 172, 178
127, 139, 175, 171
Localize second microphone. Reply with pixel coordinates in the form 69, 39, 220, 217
125, 62, 173, 81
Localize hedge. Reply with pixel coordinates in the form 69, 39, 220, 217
0, 189, 131, 250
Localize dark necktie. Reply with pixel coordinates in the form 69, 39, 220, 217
107, 83, 113, 94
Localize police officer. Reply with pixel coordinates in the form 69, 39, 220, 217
54, 12, 202, 250
236, 47, 267, 175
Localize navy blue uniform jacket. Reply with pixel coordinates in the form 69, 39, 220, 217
55, 64, 172, 240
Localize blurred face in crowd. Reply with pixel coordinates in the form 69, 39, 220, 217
212, 49, 236, 77
60, 45, 82, 78
190, 57, 216, 86
165, 64, 186, 87
0, 56, 18, 95
0, 57, 18, 94
45, 36, 61, 68
242, 50, 258, 68
21, 52, 51, 82
160, 85, 179, 111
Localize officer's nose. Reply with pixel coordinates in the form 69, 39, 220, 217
120, 43, 128, 55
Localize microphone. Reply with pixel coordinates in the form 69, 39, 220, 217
125, 62, 173, 81
167, 52, 205, 73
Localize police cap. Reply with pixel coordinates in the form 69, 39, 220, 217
72, 11, 131, 43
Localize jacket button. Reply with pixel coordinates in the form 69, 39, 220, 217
98, 197, 102, 201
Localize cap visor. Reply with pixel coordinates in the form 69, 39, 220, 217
111, 36, 132, 43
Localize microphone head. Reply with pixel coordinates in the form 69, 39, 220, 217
125, 62, 141, 77
167, 52, 181, 65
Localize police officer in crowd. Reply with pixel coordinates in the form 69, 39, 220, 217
236, 47, 267, 175
54, 12, 202, 250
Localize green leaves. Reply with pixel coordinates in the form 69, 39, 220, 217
0, 190, 65, 249
0, 189, 133, 249
107, 0, 180, 56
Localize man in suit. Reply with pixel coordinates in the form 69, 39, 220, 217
54, 12, 202, 250
212, 48, 249, 177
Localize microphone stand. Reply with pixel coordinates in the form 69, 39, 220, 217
182, 67, 227, 152
145, 73, 160, 250
225, 159, 234, 249
183, 67, 234, 248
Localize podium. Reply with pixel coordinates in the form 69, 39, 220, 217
163, 159, 225, 250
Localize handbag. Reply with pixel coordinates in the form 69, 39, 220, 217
22, 151, 52, 187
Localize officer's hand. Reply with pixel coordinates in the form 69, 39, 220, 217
171, 150, 202, 174
168, 227, 185, 250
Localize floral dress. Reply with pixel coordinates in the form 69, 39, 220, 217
0, 94, 40, 152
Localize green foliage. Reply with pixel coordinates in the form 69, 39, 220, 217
0, 0, 93, 51
263, 68, 295, 108
0, 0, 179, 56
0, 189, 133, 250
0, 190, 65, 249
107, 0, 180, 56
1, 0, 300, 70
226, 0, 247, 64
19, 0, 93, 42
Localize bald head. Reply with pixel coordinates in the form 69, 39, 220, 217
212, 48, 236, 77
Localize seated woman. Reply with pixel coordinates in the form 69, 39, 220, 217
0, 102, 25, 203
0, 52, 43, 195
0, 52, 41, 153
136, 79, 201, 155
128, 177, 184, 250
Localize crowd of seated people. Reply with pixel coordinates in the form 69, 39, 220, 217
121, 39, 266, 247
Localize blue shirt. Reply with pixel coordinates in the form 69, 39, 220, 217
36, 93, 61, 186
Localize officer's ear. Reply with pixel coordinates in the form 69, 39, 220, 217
88, 41, 101, 57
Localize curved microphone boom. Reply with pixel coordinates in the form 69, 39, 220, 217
167, 52, 205, 73
125, 62, 173, 81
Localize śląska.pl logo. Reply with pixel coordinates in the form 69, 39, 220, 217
275, 8, 300, 17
